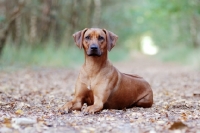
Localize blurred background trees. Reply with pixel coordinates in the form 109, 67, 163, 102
0, 0, 199, 67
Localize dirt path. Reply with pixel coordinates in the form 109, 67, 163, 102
0, 55, 200, 133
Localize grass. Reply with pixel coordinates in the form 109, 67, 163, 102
0, 42, 129, 70
1, 42, 199, 70
156, 46, 200, 68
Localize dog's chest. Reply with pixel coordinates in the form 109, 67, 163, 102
80, 66, 110, 90
86, 77, 98, 90
79, 73, 101, 90
87, 85, 91, 90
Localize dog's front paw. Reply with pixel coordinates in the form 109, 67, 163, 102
82, 105, 102, 115
58, 102, 73, 114
81, 103, 87, 111
82, 106, 95, 115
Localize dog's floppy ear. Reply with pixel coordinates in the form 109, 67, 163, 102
72, 28, 88, 49
103, 29, 118, 51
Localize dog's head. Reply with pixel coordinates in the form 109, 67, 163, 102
73, 28, 118, 56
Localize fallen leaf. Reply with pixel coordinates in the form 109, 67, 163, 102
15, 109, 24, 115
169, 121, 188, 130
3, 118, 12, 128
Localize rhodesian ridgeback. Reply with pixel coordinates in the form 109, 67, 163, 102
59, 28, 153, 114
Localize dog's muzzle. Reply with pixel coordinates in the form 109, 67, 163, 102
87, 44, 101, 56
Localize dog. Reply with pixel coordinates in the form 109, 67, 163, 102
59, 28, 153, 114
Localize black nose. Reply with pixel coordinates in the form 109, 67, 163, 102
90, 44, 98, 50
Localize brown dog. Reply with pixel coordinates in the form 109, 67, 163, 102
60, 28, 153, 114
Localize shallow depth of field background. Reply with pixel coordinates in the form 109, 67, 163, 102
0, 0, 200, 69
1, 1, 200, 132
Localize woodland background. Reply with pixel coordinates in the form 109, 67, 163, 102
0, 0, 200, 67
0, 1, 200, 132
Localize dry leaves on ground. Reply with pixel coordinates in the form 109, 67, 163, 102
0, 56, 200, 133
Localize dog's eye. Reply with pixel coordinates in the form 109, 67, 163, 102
85, 36, 90, 40
98, 36, 104, 41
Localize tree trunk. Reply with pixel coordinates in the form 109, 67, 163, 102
70, 0, 78, 31
51, 0, 61, 44
92, 0, 101, 27
190, 15, 199, 48
39, 0, 52, 43
86, 0, 92, 27
15, 15, 22, 45
0, 0, 24, 55
29, 14, 37, 44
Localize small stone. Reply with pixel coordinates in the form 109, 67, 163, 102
12, 118, 37, 125
0, 127, 13, 133
157, 120, 165, 125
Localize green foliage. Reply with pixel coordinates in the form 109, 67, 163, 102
0, 0, 200, 68
156, 46, 200, 68
0, 42, 128, 69
108, 48, 129, 62
0, 43, 82, 69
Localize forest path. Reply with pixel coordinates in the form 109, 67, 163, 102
0, 55, 200, 133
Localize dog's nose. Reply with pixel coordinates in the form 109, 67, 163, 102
90, 44, 98, 50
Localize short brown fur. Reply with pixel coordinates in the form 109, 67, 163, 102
59, 28, 153, 114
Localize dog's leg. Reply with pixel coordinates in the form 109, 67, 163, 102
82, 88, 111, 114
59, 97, 82, 113
59, 82, 88, 113
134, 92, 153, 108
82, 95, 103, 114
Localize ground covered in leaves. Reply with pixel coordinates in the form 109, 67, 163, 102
0, 55, 200, 133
